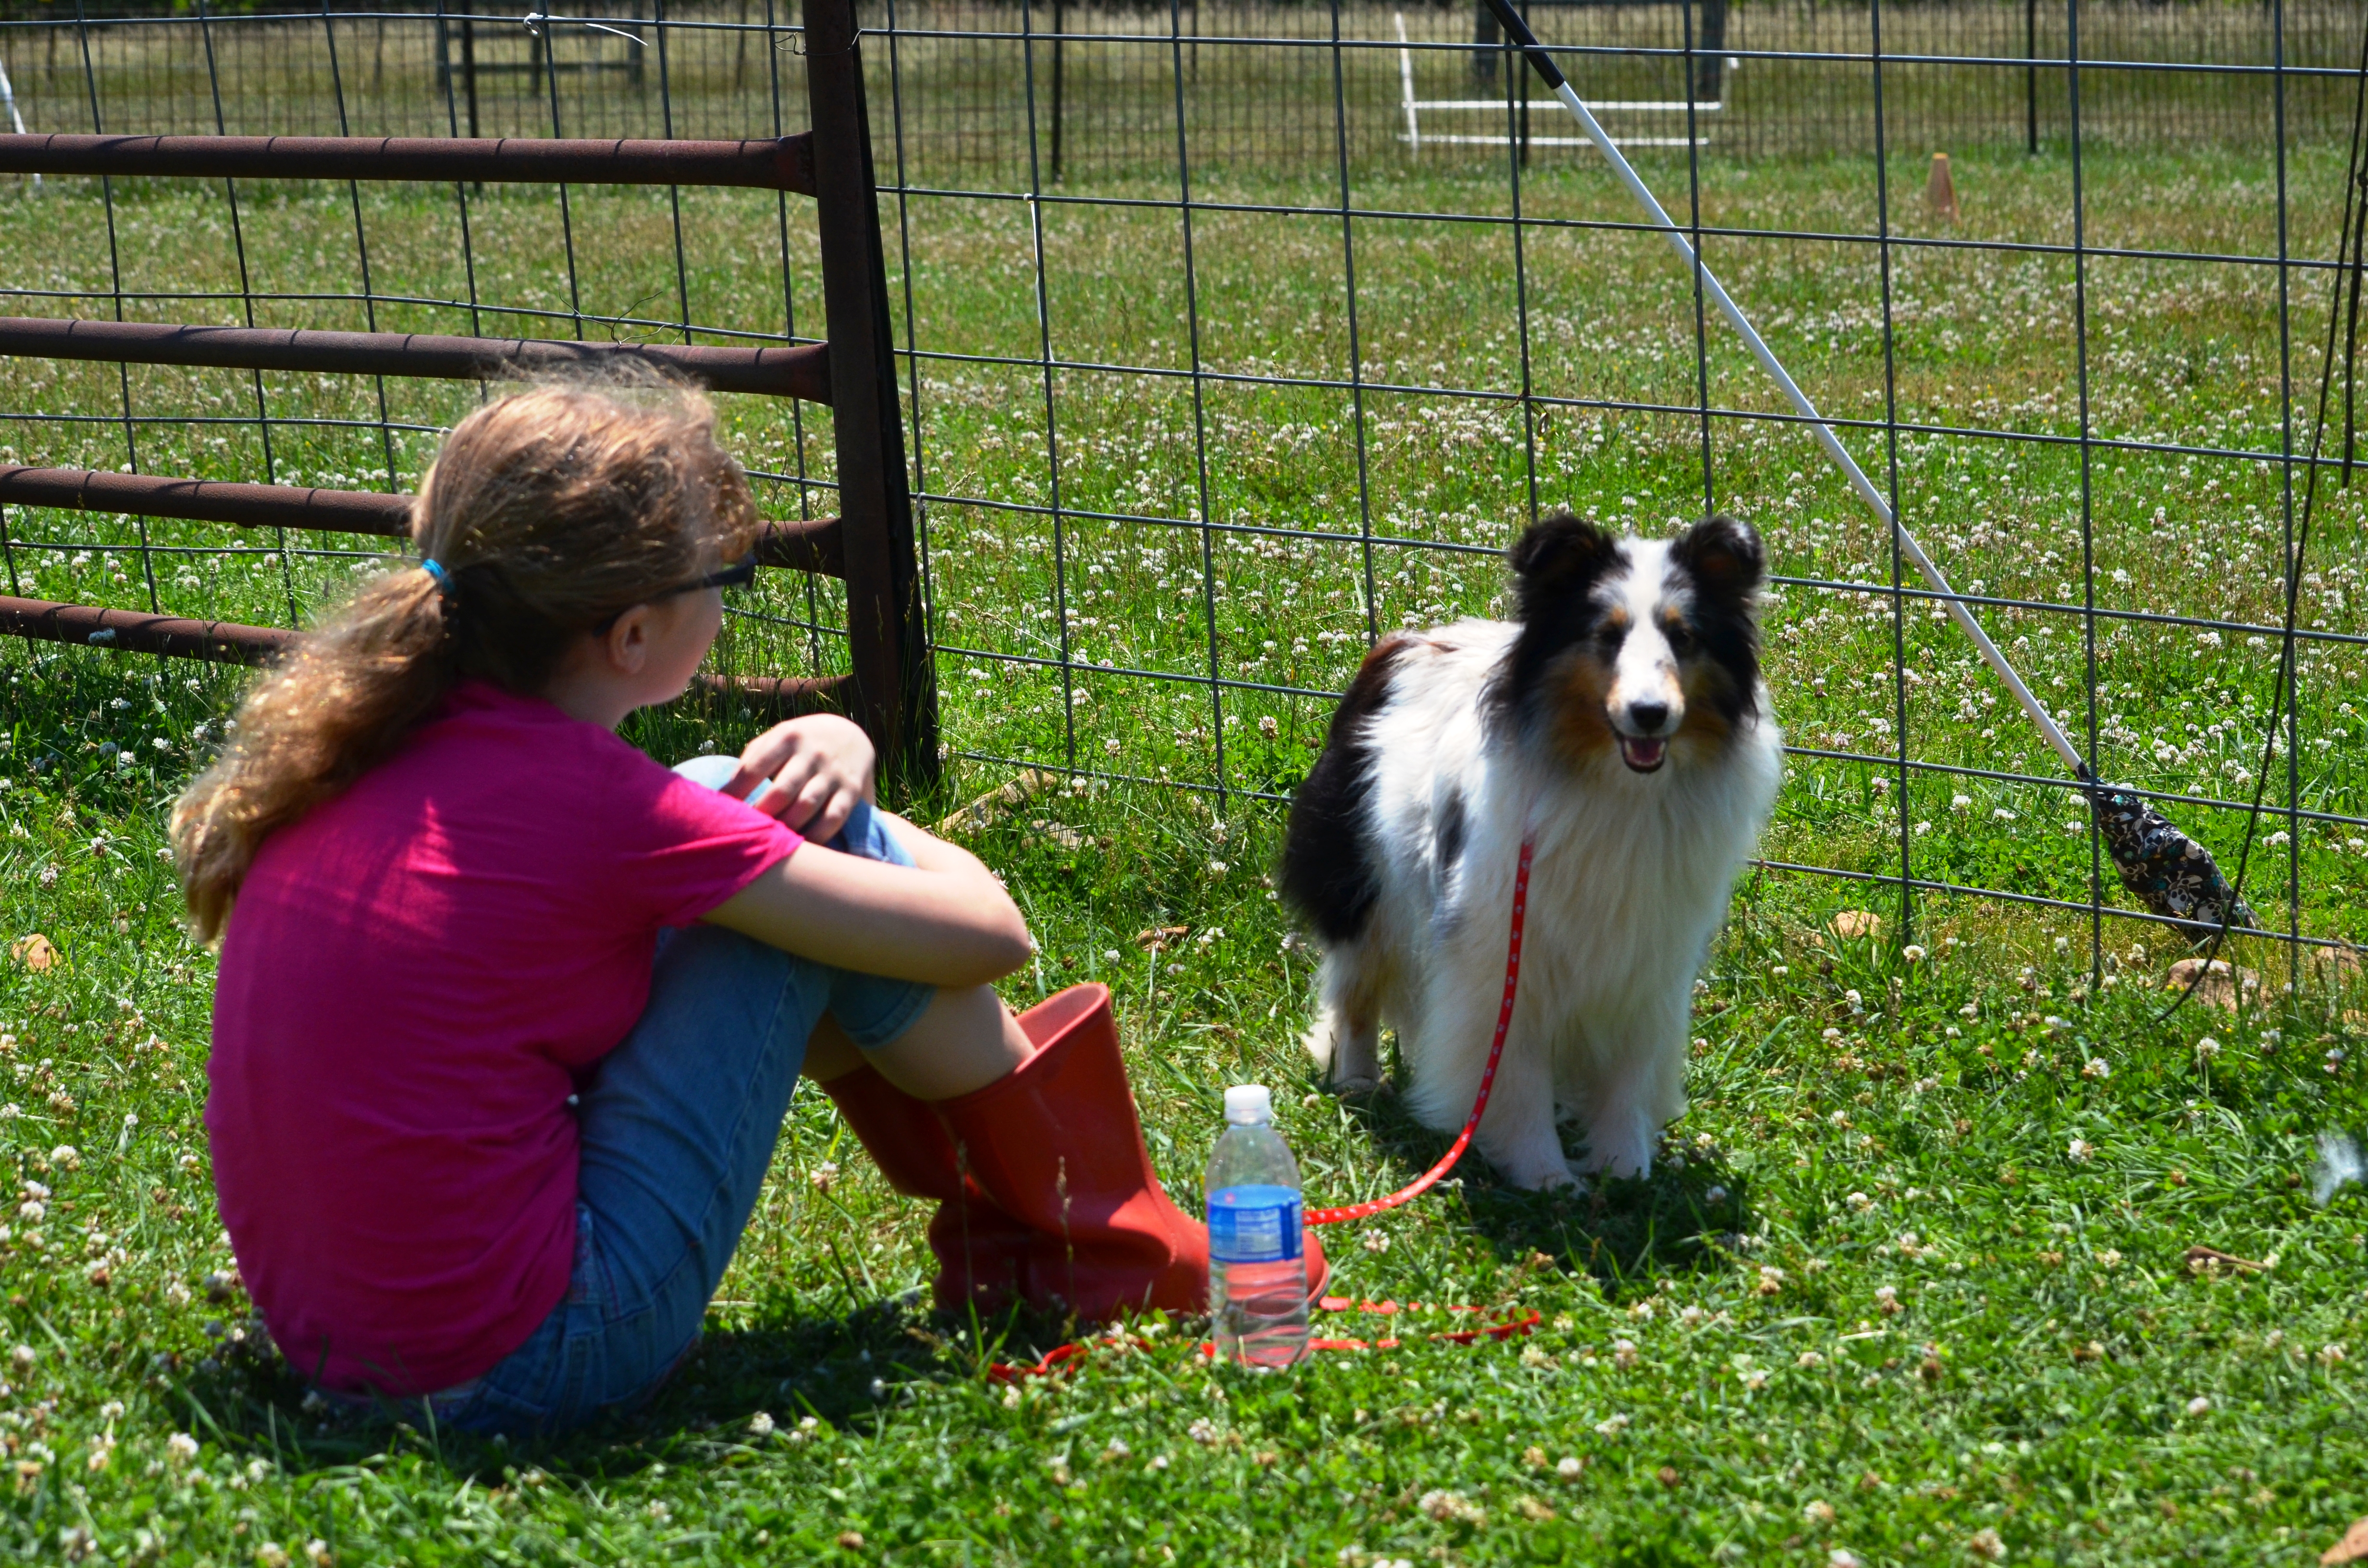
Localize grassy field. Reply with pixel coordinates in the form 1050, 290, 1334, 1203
3, 143, 2368, 1564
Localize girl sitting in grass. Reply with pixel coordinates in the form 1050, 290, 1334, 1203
171, 381, 1303, 1437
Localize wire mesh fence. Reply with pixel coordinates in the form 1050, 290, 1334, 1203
1, 0, 2363, 966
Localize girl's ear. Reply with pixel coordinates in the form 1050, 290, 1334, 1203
598, 605, 655, 675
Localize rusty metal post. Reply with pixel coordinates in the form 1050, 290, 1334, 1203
804, 0, 937, 787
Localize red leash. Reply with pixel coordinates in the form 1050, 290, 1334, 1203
986, 834, 1540, 1381
986, 1303, 1540, 1382
1306, 833, 1534, 1225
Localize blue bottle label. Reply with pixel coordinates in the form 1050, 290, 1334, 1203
1208, 1185, 1304, 1264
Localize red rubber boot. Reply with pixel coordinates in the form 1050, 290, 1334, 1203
933, 984, 1327, 1322
815, 1063, 1036, 1312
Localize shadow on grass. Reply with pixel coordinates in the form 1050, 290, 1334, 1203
1321, 1084, 1758, 1299
158, 1289, 1091, 1482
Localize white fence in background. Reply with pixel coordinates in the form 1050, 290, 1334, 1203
1394, 11, 1724, 151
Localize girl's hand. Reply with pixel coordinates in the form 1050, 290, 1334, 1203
734, 714, 876, 840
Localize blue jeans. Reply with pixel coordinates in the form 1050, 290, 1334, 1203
431, 801, 933, 1439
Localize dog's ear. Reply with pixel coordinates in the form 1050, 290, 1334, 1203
1672, 513, 1765, 600
1507, 509, 1618, 621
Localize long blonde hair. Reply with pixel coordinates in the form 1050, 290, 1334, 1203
173, 381, 761, 941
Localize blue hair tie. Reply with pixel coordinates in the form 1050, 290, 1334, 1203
421, 558, 452, 593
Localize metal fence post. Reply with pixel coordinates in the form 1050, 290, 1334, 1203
2025, 0, 2039, 153
805, 0, 938, 788
1697, 0, 1727, 105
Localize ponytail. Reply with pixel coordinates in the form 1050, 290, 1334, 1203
173, 567, 452, 939
172, 380, 758, 942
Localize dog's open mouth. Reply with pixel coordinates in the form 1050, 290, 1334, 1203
1618, 736, 1668, 773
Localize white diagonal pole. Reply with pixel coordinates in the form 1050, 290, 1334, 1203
1477, 0, 2082, 778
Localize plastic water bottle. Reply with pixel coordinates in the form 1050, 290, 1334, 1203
1205, 1084, 1310, 1368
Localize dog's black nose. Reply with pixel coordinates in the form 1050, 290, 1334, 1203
1627, 701, 1671, 736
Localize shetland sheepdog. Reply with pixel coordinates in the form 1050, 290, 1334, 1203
1280, 511, 1783, 1189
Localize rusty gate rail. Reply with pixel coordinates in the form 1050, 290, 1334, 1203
0, 318, 834, 404
0, 465, 845, 574
0, 132, 816, 194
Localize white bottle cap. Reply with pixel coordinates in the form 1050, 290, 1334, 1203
1223, 1084, 1273, 1126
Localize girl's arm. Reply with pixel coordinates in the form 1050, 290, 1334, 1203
698, 810, 1033, 988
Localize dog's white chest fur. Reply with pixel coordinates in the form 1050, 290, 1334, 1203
1284, 516, 1782, 1189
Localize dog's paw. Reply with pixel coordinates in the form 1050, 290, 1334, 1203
1496, 1154, 1579, 1192
1322, 1068, 1384, 1097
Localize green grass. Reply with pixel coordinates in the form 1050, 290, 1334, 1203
2, 144, 2367, 1564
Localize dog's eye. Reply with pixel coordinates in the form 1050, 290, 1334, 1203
1664, 620, 1697, 654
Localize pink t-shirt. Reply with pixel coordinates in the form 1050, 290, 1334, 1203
208, 681, 801, 1396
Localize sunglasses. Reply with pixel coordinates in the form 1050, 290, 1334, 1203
593, 554, 758, 635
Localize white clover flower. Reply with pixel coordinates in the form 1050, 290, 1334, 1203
1803, 1499, 1836, 1525
2195, 1037, 2221, 1060
1594, 1413, 1629, 1437
1187, 1417, 1220, 1446
165, 1432, 198, 1467
2081, 1057, 2110, 1080
1555, 1456, 1584, 1480
2067, 1138, 2095, 1164
2186, 1396, 2211, 1416
747, 1411, 774, 1438
1846, 1191, 1874, 1212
